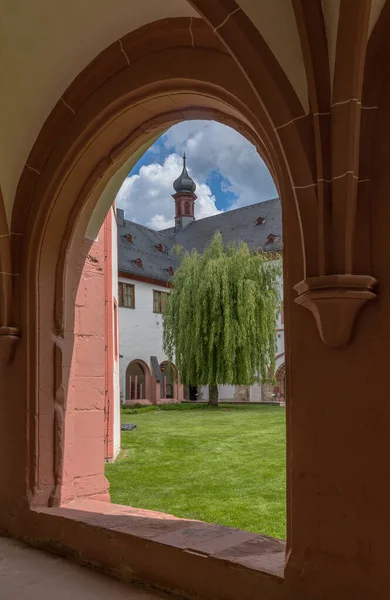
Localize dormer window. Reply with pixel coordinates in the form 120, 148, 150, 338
135, 258, 143, 268
157, 243, 163, 253
256, 217, 265, 226
266, 233, 277, 245
167, 266, 174, 276
126, 234, 133, 244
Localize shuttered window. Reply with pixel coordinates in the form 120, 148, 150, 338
119, 282, 135, 308
153, 290, 168, 313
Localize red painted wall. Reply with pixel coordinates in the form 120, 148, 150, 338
60, 211, 117, 502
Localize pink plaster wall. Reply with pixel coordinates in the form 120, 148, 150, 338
60, 221, 112, 503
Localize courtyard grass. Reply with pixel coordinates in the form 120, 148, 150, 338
105, 403, 286, 539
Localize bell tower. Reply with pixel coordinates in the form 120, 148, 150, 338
172, 153, 197, 231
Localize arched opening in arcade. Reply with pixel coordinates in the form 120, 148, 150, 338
2, 4, 390, 598
159, 361, 178, 401
125, 360, 150, 403
8, 15, 309, 571
79, 114, 286, 537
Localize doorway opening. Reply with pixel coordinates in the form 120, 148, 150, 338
126, 360, 150, 402
184, 385, 198, 402
159, 361, 177, 401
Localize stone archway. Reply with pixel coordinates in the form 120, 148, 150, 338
275, 363, 286, 402
125, 360, 151, 402
0, 19, 321, 596
6, 18, 308, 510
159, 361, 178, 401
2, 5, 390, 599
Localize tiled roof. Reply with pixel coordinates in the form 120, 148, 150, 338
117, 198, 282, 283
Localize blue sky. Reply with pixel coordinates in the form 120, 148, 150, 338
128, 137, 237, 211
116, 120, 277, 229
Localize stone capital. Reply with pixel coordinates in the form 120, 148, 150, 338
294, 275, 377, 347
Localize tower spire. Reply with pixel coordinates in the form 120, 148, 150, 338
173, 153, 196, 194
172, 153, 197, 231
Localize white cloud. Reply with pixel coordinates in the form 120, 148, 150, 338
163, 121, 277, 208
147, 214, 173, 230
115, 120, 277, 228
115, 153, 220, 229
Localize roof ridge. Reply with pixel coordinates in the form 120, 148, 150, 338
176, 197, 280, 227
122, 198, 281, 235
120, 218, 173, 239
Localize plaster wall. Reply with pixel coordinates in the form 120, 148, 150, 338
119, 274, 284, 403
0, 0, 197, 223
59, 211, 120, 500
200, 384, 257, 402
200, 385, 236, 402
119, 278, 169, 401
65, 231, 109, 502
200, 383, 270, 403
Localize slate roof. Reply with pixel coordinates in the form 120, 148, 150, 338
117, 198, 282, 284
117, 219, 177, 282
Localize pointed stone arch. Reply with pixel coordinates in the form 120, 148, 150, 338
5, 14, 310, 561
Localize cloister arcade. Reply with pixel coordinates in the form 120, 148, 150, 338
2, 2, 390, 598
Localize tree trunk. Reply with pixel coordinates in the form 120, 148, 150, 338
208, 384, 219, 407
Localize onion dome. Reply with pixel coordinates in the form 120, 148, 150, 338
173, 153, 196, 193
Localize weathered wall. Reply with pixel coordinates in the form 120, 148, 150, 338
56, 210, 120, 501
64, 229, 109, 502
119, 278, 169, 401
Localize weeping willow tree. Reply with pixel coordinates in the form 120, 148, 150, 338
162, 232, 282, 406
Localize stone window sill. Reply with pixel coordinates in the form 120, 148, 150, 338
32, 499, 285, 599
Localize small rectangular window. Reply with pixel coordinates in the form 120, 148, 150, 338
119, 282, 135, 308
153, 290, 169, 314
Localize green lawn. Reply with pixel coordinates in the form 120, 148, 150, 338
105, 404, 286, 539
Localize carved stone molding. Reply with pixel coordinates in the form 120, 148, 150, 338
0, 326, 21, 364
294, 275, 377, 348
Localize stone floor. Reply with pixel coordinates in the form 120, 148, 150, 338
0, 537, 174, 599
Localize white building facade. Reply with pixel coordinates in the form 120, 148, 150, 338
117, 159, 284, 405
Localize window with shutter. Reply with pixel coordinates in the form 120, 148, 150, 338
153, 290, 169, 313
119, 282, 135, 308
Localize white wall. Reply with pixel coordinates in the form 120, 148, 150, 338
250, 384, 262, 402
118, 270, 285, 403
119, 278, 169, 400
201, 383, 261, 403
201, 385, 236, 402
